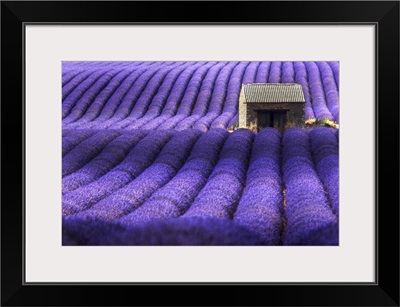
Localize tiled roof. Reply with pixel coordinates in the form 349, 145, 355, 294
242, 83, 305, 103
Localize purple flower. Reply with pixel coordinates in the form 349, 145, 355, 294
175, 62, 235, 130
61, 62, 340, 246
255, 61, 271, 83
64, 65, 141, 129
109, 62, 185, 129
117, 128, 228, 226
62, 62, 113, 100
62, 130, 174, 216
62, 216, 264, 245
282, 128, 338, 245
81, 62, 161, 129
305, 62, 334, 121
63, 64, 135, 125
156, 62, 216, 130
62, 130, 121, 177
282, 62, 295, 83
123, 62, 195, 129
309, 127, 339, 216
316, 62, 339, 122
142, 62, 206, 129
193, 63, 238, 132
182, 128, 254, 219
328, 61, 339, 88
293, 61, 315, 120
234, 128, 283, 245
63, 68, 110, 119
62, 61, 339, 131
210, 62, 250, 128
69, 129, 201, 220
268, 61, 282, 83
62, 129, 96, 156
62, 130, 147, 194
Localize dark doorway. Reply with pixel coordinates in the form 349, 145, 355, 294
257, 110, 287, 131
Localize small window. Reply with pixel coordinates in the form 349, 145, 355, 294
257, 110, 287, 131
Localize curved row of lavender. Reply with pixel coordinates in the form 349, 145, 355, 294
62, 61, 339, 131
62, 127, 339, 245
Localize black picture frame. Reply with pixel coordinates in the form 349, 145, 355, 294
1, 1, 399, 306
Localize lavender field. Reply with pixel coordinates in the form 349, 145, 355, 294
62, 61, 339, 246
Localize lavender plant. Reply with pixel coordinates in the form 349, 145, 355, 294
62, 130, 148, 194
282, 128, 338, 245
234, 128, 283, 245
117, 128, 228, 225
62, 130, 174, 216
309, 127, 339, 216
61, 61, 340, 246
72, 129, 201, 221
182, 128, 254, 219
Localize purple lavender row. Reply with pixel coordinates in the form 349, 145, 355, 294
317, 62, 339, 122
117, 128, 229, 226
62, 129, 97, 156
64, 63, 147, 129
192, 62, 237, 116
309, 127, 339, 217
62, 129, 73, 138
141, 62, 207, 130
62, 68, 86, 90
282, 62, 295, 83
174, 62, 234, 130
193, 63, 241, 131
305, 62, 334, 121
62, 62, 134, 118
62, 64, 138, 125
62, 130, 174, 216
62, 216, 265, 245
240, 62, 259, 84
234, 128, 283, 245
62, 62, 129, 86
255, 61, 271, 83
156, 62, 217, 129
282, 128, 338, 245
211, 62, 250, 129
293, 62, 315, 120
268, 61, 282, 83
62, 62, 93, 86
62, 62, 122, 97
328, 61, 339, 88
72, 129, 202, 221
108, 62, 185, 129
62, 130, 148, 194
181, 128, 254, 219
63, 68, 110, 114
124, 62, 200, 129
63, 62, 129, 75
62, 130, 122, 177
75, 62, 163, 130
72, 62, 168, 130
63, 61, 117, 76
62, 62, 130, 114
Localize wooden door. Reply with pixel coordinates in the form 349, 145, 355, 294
257, 110, 287, 131
257, 111, 272, 129
273, 111, 287, 130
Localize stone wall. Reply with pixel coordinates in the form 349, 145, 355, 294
238, 87, 247, 128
